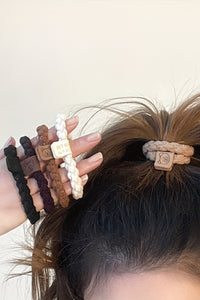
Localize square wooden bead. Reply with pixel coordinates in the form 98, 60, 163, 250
35, 145, 53, 161
20, 156, 40, 176
51, 139, 72, 159
154, 151, 174, 171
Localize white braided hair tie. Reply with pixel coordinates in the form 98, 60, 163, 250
142, 140, 194, 171
51, 113, 83, 199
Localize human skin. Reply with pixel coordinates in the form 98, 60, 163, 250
0, 116, 103, 235
85, 269, 200, 300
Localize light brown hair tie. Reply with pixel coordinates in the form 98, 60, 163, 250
35, 125, 70, 208
142, 140, 194, 171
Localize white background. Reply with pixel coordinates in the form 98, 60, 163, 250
1, 0, 200, 299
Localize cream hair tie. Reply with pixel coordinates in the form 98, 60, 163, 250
142, 140, 194, 171
51, 113, 83, 199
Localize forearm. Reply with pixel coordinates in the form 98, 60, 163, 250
0, 157, 27, 235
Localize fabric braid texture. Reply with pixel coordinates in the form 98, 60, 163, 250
36, 125, 69, 208
55, 114, 83, 200
20, 136, 55, 213
142, 140, 194, 165
4, 145, 40, 224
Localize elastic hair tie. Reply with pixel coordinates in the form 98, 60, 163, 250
142, 140, 194, 171
51, 113, 83, 200
4, 145, 40, 224
20, 136, 55, 214
35, 125, 70, 208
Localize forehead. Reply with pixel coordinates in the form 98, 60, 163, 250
85, 270, 200, 300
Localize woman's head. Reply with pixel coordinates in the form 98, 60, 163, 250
30, 94, 200, 299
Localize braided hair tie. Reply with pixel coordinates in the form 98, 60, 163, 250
35, 125, 70, 208
4, 145, 40, 224
142, 140, 194, 171
51, 113, 83, 200
20, 136, 55, 213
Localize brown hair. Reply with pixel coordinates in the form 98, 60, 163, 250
16, 93, 200, 299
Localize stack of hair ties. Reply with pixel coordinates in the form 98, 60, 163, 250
4, 114, 84, 224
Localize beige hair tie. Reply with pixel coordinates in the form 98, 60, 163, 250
51, 114, 84, 200
142, 140, 194, 171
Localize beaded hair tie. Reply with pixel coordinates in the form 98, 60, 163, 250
4, 145, 40, 224
20, 136, 55, 213
35, 125, 70, 208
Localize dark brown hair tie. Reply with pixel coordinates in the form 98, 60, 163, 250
4, 145, 40, 224
35, 125, 69, 208
20, 136, 55, 214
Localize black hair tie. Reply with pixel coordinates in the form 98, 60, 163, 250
4, 145, 40, 224
20, 136, 55, 213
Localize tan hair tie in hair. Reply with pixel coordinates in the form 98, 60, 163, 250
142, 140, 194, 171
35, 125, 70, 208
